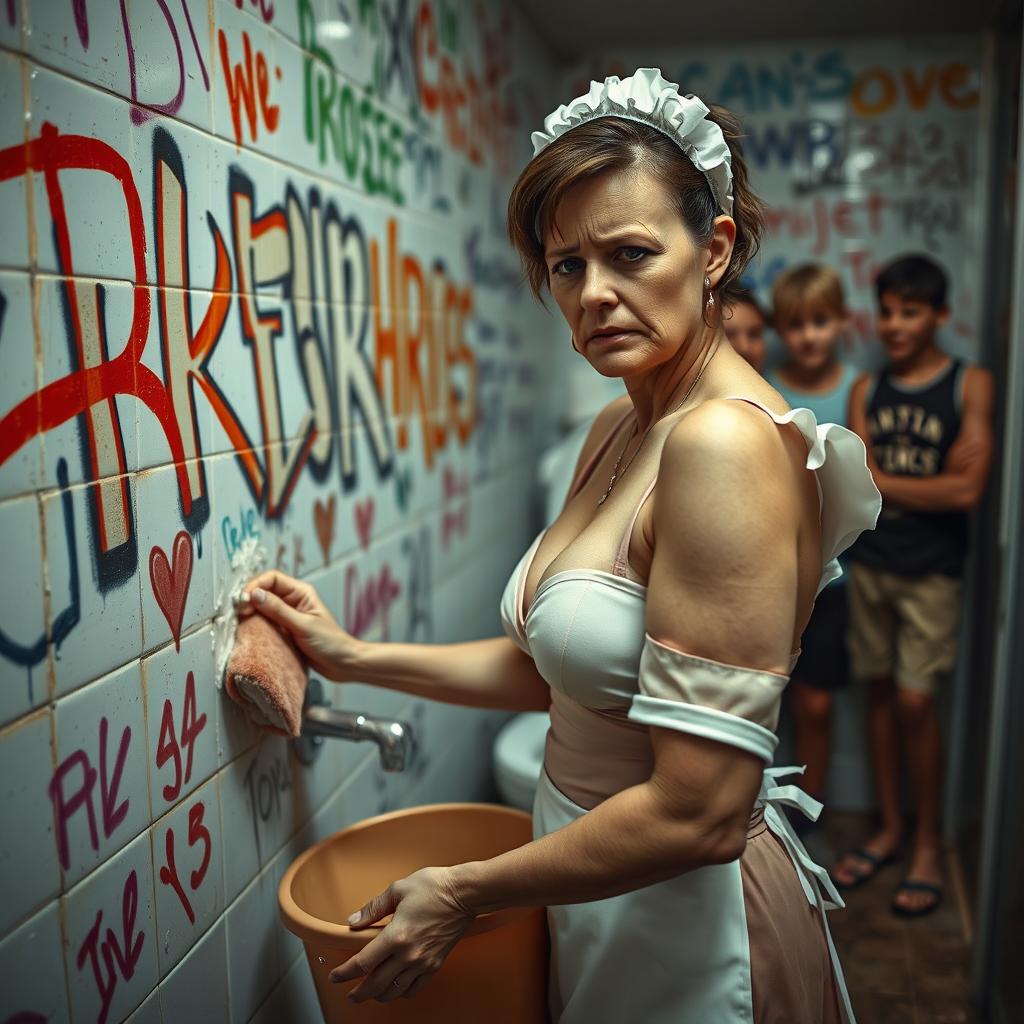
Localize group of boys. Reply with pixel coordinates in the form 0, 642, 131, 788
723, 256, 994, 918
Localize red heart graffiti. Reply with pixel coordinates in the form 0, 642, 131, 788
149, 531, 193, 651
314, 495, 336, 563
355, 498, 375, 551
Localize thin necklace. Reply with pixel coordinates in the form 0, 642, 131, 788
597, 346, 717, 507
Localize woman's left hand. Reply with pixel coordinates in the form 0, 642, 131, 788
329, 866, 476, 1003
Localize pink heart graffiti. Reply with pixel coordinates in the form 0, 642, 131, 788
149, 530, 193, 650
313, 495, 336, 564
355, 498, 375, 551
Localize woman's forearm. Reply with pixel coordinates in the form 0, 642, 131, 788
347, 635, 552, 712
450, 778, 743, 914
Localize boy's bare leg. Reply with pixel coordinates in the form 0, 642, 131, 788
894, 689, 943, 911
791, 681, 832, 798
832, 674, 904, 884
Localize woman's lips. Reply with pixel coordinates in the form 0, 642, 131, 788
588, 330, 635, 345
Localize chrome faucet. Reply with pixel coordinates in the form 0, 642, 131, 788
293, 678, 416, 773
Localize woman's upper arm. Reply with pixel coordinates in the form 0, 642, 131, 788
634, 401, 803, 849
645, 400, 799, 671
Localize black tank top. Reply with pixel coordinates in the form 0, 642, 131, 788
849, 359, 969, 578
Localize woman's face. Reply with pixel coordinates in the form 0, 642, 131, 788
544, 167, 718, 378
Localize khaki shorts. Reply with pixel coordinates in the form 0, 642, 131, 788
846, 562, 963, 695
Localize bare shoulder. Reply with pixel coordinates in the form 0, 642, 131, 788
851, 371, 874, 396
963, 365, 995, 405
660, 397, 792, 479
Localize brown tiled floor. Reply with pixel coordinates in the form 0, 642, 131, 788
820, 813, 979, 1024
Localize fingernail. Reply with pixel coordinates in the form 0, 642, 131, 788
347, 911, 360, 925
236, 591, 251, 605
252, 587, 266, 605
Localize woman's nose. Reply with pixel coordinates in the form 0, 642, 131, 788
579, 264, 617, 310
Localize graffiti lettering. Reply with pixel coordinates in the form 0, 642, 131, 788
155, 671, 208, 802
221, 505, 261, 559
217, 28, 281, 146
157, 800, 212, 925
402, 526, 432, 641
371, 218, 476, 465
440, 466, 468, 549
675, 51, 853, 112
243, 751, 290, 858
234, 0, 275, 22
48, 717, 132, 871
75, 869, 144, 1024
851, 62, 979, 116
121, 0, 210, 125
298, 0, 405, 202
344, 562, 401, 638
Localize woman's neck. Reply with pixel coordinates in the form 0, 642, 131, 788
623, 330, 721, 432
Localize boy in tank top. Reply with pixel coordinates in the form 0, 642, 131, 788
766, 265, 859, 841
834, 255, 994, 916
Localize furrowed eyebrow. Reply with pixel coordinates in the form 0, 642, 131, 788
545, 229, 658, 261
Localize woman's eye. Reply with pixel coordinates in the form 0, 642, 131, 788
552, 258, 582, 276
618, 246, 649, 262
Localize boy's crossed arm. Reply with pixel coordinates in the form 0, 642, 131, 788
848, 368, 995, 514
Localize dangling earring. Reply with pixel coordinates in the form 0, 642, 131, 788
705, 276, 715, 310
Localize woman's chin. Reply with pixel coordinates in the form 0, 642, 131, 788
584, 350, 644, 377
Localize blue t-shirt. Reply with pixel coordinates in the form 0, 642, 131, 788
767, 362, 858, 428
767, 362, 859, 587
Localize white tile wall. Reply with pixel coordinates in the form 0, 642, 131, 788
0, 1, 559, 1022
159, 918, 230, 1022
0, 709, 59, 935
0, 493, 47, 722
0, 901, 70, 1023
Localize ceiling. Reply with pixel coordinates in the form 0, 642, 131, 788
516, 0, 1011, 62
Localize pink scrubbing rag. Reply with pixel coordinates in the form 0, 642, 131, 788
225, 614, 309, 738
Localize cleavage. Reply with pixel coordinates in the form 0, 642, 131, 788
524, 489, 653, 616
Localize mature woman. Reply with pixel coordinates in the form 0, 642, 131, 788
241, 70, 880, 1023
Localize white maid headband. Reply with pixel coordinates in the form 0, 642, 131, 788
530, 68, 734, 219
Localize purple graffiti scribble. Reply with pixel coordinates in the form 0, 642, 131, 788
72, 0, 88, 46
178, 0, 210, 89
120, 0, 209, 125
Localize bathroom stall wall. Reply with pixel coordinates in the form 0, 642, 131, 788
561, 39, 987, 810
0, 2, 558, 1022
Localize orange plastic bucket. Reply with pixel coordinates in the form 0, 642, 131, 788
278, 803, 549, 1022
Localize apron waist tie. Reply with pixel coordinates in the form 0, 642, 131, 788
754, 765, 857, 1024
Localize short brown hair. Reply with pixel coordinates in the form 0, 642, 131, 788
771, 264, 846, 324
724, 286, 767, 322
507, 109, 764, 308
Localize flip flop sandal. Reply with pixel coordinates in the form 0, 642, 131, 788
831, 846, 901, 891
891, 879, 943, 918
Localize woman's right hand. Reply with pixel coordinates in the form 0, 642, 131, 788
238, 570, 365, 681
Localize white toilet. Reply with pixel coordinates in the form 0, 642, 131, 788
492, 712, 549, 812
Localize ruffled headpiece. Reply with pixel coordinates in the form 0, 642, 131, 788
531, 68, 734, 218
